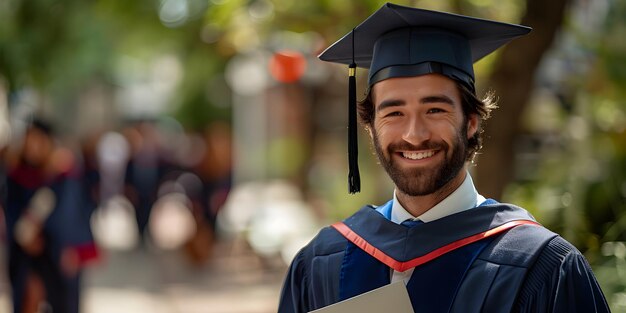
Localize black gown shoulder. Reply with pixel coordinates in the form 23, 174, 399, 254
513, 235, 610, 313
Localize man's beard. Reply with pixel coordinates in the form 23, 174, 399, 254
372, 126, 468, 197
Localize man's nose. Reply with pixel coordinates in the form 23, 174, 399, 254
401, 116, 430, 146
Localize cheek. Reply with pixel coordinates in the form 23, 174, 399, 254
432, 118, 464, 145
373, 121, 399, 146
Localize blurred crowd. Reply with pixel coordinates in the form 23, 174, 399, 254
0, 117, 233, 313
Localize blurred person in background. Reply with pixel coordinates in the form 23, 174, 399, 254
3, 118, 98, 313
171, 129, 215, 266
278, 4, 609, 313
79, 131, 103, 222
122, 120, 164, 244
196, 123, 232, 238
179, 123, 232, 266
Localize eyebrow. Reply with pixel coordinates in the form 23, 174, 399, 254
422, 95, 455, 105
376, 95, 455, 112
376, 99, 405, 112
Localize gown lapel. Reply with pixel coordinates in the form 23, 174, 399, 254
335, 202, 539, 310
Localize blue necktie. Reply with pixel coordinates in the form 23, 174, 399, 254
401, 219, 424, 228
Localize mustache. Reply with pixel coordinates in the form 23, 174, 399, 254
387, 140, 447, 152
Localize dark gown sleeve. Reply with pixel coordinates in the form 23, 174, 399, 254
278, 226, 347, 313
279, 250, 309, 313
514, 236, 610, 313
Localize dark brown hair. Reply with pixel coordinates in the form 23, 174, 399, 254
357, 82, 497, 162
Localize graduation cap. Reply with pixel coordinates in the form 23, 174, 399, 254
318, 2, 531, 194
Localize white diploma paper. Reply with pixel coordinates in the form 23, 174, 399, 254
310, 282, 414, 313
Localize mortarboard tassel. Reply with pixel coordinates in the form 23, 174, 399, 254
348, 62, 360, 193
348, 30, 360, 194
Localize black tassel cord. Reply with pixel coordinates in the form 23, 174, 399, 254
348, 30, 361, 194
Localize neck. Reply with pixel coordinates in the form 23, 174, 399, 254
395, 166, 468, 217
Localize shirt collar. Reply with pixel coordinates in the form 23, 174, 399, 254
391, 171, 486, 224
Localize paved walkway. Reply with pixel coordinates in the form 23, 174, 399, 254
1, 238, 287, 313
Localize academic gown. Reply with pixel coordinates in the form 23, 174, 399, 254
278, 202, 610, 313
5, 163, 97, 313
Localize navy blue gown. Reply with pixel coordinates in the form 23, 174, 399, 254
278, 202, 609, 313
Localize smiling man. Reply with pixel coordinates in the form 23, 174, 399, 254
278, 3, 609, 313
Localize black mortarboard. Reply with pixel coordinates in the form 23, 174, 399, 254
318, 3, 530, 194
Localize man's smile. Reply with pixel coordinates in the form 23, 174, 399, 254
400, 150, 437, 160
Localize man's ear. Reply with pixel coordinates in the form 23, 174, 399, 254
467, 113, 480, 139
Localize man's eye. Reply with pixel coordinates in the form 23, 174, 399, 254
427, 108, 445, 114
384, 111, 402, 117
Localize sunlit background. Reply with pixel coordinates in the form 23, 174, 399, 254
1, 0, 625, 312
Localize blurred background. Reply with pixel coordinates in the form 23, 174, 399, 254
0, 0, 625, 312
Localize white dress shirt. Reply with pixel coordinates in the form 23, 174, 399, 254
389, 172, 486, 284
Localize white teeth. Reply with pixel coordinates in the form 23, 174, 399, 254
403, 151, 435, 160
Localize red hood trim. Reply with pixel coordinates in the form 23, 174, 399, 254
331, 220, 540, 272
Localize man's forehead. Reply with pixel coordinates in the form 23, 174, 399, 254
371, 74, 462, 104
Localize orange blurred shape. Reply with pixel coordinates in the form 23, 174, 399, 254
269, 50, 307, 83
